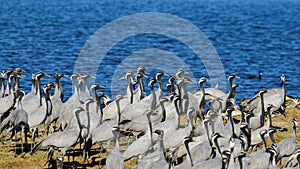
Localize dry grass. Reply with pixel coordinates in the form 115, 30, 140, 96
0, 143, 45, 169
0, 131, 140, 169
0, 108, 299, 169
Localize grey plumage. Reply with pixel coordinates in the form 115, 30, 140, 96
247, 74, 286, 116
121, 79, 158, 122
281, 148, 300, 168
28, 84, 53, 145
31, 107, 85, 158
162, 107, 194, 150
248, 144, 278, 169
0, 74, 17, 115
136, 130, 169, 169
123, 110, 154, 160
106, 126, 124, 169
22, 72, 51, 113
190, 133, 225, 169
0, 89, 28, 156
277, 118, 298, 162
58, 73, 81, 130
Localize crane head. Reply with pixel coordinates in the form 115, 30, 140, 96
238, 152, 247, 158
148, 78, 157, 89
222, 150, 231, 158
223, 115, 229, 125
228, 73, 240, 81
267, 104, 275, 110
293, 118, 298, 127
176, 69, 189, 78
74, 107, 85, 116
37, 72, 51, 78
54, 73, 65, 79
198, 77, 209, 84
5, 68, 14, 75
156, 71, 169, 79
91, 83, 105, 90
280, 74, 285, 83
154, 129, 164, 136
212, 133, 223, 141
137, 66, 148, 74
168, 76, 176, 83
259, 89, 268, 95
267, 128, 277, 136
120, 71, 135, 80
259, 129, 268, 137
112, 126, 120, 133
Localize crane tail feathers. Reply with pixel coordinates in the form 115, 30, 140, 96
0, 115, 12, 134
31, 139, 44, 155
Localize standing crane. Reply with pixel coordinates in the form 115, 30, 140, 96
31, 107, 85, 163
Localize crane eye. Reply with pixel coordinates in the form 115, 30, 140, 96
223, 117, 228, 125
264, 117, 268, 126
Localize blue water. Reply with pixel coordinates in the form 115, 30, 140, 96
0, 0, 299, 102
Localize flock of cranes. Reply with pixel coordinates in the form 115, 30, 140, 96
0, 67, 299, 169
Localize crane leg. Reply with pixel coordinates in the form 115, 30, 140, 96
14, 129, 17, 158
20, 130, 23, 154
79, 137, 83, 156
24, 126, 28, 153
67, 150, 70, 162
57, 155, 64, 169
72, 148, 75, 162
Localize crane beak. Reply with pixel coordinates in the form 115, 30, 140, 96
99, 85, 105, 89
141, 72, 149, 78
280, 128, 288, 132
18, 74, 26, 78
78, 79, 84, 85
47, 82, 55, 87
142, 67, 149, 75
143, 71, 149, 75
90, 75, 96, 79
119, 76, 125, 80
186, 78, 195, 83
